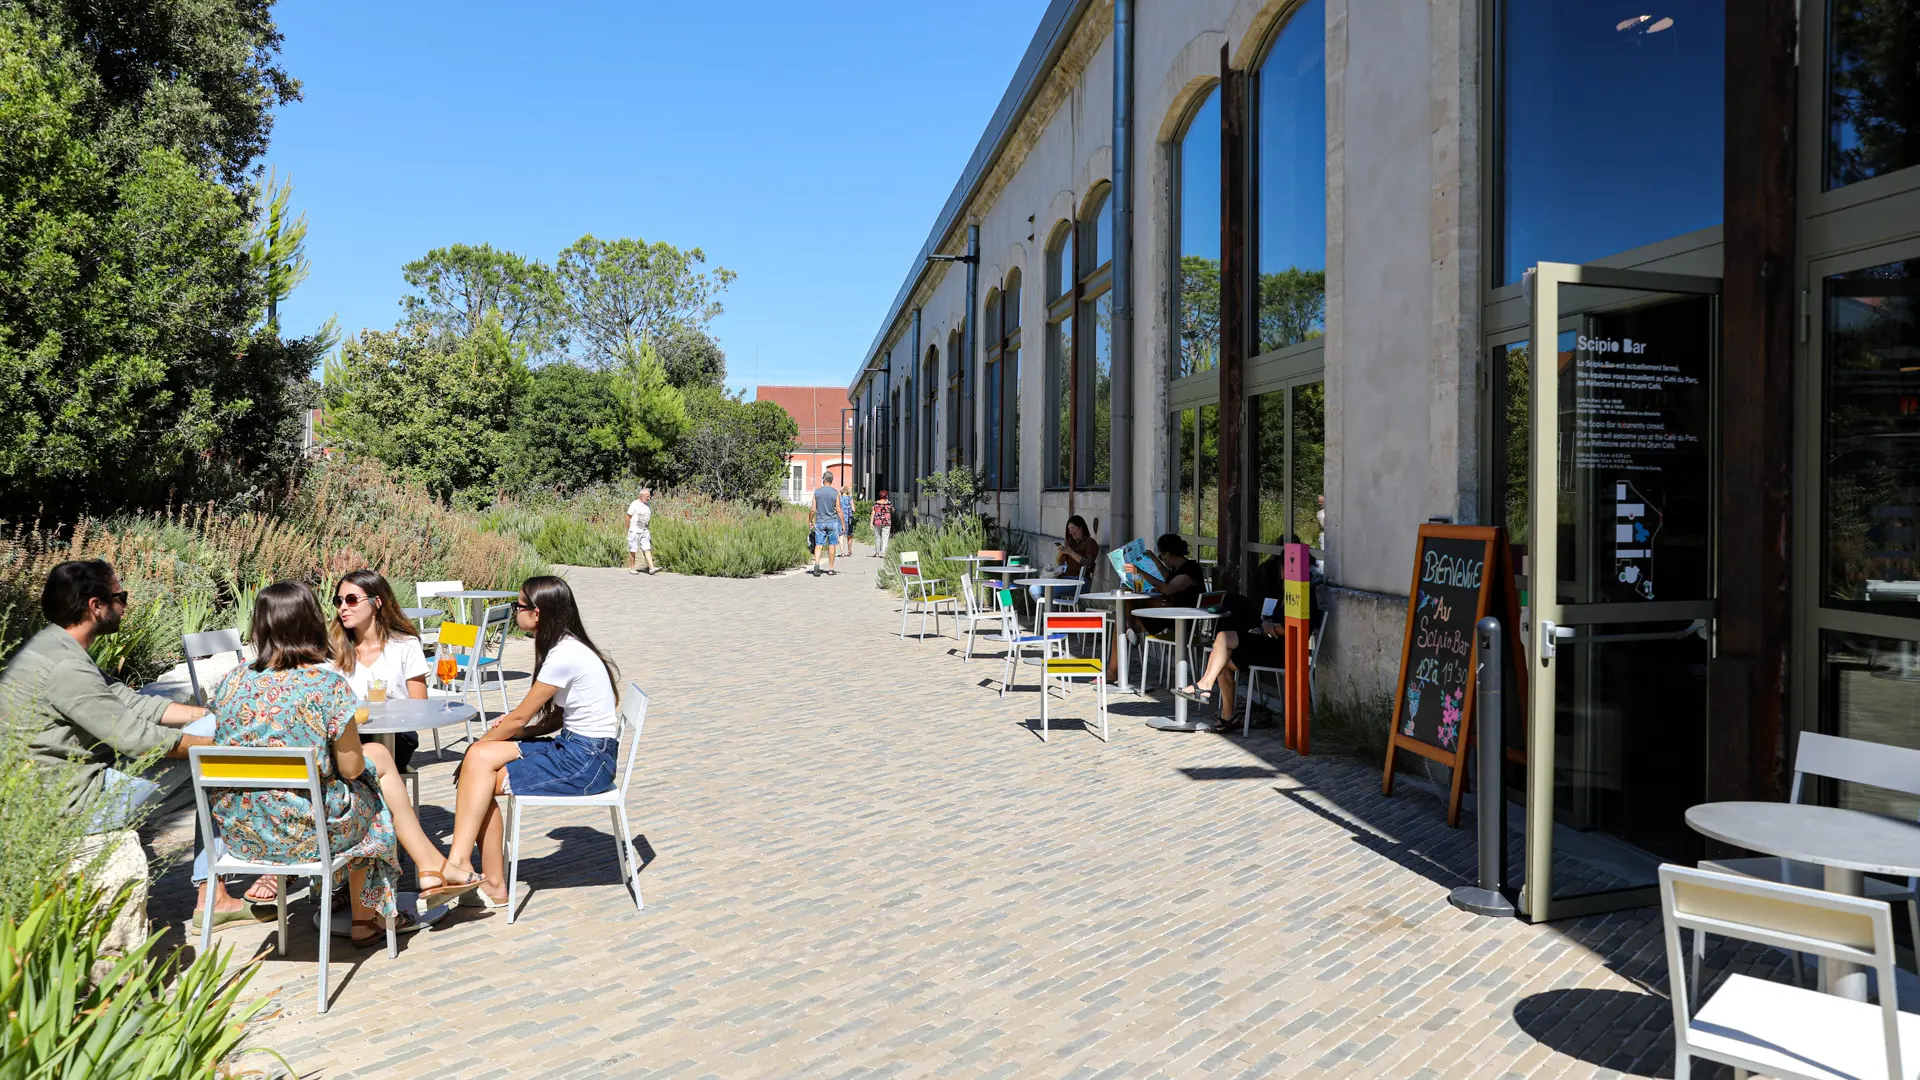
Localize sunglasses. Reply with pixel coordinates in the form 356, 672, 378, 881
102, 591, 129, 605
511, 600, 534, 613
333, 594, 371, 607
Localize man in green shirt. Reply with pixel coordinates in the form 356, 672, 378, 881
0, 560, 248, 926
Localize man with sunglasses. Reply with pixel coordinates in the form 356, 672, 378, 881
0, 559, 248, 927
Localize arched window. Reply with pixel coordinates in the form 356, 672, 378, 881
946, 328, 963, 467
1077, 187, 1114, 487
1256, 0, 1327, 351
1175, 88, 1222, 379
983, 289, 1004, 489
1044, 222, 1074, 488
984, 275, 1022, 489
922, 345, 938, 489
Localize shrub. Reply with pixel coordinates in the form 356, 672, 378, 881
532, 515, 627, 566
0, 885, 278, 1079
650, 497, 810, 577
877, 515, 989, 595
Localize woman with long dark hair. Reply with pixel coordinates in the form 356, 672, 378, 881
206, 583, 477, 946
327, 570, 429, 765
439, 576, 621, 906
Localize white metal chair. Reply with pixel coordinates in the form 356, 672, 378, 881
502, 684, 650, 924
413, 579, 464, 647
1242, 603, 1330, 737
956, 572, 1017, 662
997, 584, 1062, 698
898, 552, 958, 641
1702, 731, 1920, 973
1038, 610, 1110, 742
191, 745, 395, 1014
181, 628, 246, 707
1659, 863, 1920, 1080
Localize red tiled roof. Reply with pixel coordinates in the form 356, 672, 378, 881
755, 385, 854, 451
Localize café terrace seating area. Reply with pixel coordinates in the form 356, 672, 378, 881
125, 556, 1920, 1078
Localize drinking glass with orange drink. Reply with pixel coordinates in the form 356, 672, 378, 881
435, 646, 460, 710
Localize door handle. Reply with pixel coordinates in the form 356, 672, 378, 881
1538, 619, 1575, 664
1545, 618, 1708, 651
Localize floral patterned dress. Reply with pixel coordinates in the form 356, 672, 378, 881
208, 665, 400, 918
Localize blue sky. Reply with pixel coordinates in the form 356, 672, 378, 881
264, 1, 1051, 395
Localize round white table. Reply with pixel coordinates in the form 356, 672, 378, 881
359, 699, 479, 797
1080, 590, 1150, 688
402, 607, 441, 622
435, 589, 517, 626
1686, 801, 1920, 1001
1135, 607, 1219, 731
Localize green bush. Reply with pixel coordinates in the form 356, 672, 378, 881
651, 507, 809, 577
877, 514, 989, 595
531, 515, 627, 567
0, 885, 278, 1079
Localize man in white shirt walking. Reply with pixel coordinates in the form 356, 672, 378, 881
627, 488, 657, 576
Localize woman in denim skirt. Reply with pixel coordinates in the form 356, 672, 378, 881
438, 576, 622, 907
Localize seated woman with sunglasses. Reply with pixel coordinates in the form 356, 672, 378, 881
438, 576, 621, 907
206, 584, 479, 945
327, 571, 429, 768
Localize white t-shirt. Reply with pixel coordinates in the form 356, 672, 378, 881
537, 635, 619, 739
627, 499, 652, 532
328, 634, 429, 699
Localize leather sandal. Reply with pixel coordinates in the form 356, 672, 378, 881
350, 910, 421, 945
417, 866, 482, 903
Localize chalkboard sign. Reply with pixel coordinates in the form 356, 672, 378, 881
1381, 524, 1526, 827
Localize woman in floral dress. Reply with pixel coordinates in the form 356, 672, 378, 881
208, 582, 458, 943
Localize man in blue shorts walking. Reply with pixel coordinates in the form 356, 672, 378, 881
812, 472, 846, 576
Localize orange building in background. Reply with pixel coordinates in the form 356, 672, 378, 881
755, 386, 854, 504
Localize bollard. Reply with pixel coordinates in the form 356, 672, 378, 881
1448, 616, 1515, 917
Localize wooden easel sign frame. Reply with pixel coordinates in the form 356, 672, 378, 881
1380, 524, 1526, 826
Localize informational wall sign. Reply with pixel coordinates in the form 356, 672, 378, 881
1382, 524, 1527, 827
1570, 297, 1714, 603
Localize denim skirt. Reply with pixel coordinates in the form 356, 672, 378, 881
505, 728, 618, 796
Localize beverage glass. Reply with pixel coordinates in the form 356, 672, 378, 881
367, 679, 387, 703
435, 652, 459, 711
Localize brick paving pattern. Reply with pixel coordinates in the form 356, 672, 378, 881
145, 550, 1779, 1077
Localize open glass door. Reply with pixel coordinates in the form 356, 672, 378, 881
1518, 262, 1721, 921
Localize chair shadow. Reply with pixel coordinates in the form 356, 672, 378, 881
502, 824, 652, 917
1510, 988, 1702, 1079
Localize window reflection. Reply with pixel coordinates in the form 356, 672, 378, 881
1256, 0, 1326, 353
1079, 190, 1114, 488
1826, 0, 1920, 189
1254, 391, 1287, 546
1045, 224, 1073, 489
1176, 408, 1198, 535
1498, 1, 1724, 283
1199, 403, 1220, 538
1822, 631, 1920, 821
1178, 91, 1222, 378
1290, 382, 1325, 549
1824, 260, 1920, 607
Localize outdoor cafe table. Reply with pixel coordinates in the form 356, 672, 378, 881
358, 698, 478, 784
436, 589, 517, 625
1080, 590, 1150, 689
401, 607, 441, 622
979, 564, 1039, 623
1134, 607, 1219, 732
1685, 800, 1920, 1002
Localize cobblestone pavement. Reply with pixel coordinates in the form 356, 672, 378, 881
146, 547, 1776, 1078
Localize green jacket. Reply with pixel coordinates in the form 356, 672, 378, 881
0, 625, 179, 815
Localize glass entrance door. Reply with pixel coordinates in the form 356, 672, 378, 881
1518, 262, 1721, 921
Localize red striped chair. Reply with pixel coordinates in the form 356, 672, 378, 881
1039, 610, 1110, 742
898, 551, 958, 640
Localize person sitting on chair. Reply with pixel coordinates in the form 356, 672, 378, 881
1179, 593, 1284, 726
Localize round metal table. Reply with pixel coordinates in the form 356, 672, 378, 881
1080, 590, 1149, 688
1134, 607, 1219, 731
402, 607, 441, 622
359, 699, 480, 796
1686, 801, 1920, 1001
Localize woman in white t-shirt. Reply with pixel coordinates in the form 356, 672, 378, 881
440, 576, 622, 906
327, 570, 430, 771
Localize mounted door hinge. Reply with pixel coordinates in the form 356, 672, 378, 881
1799, 288, 1810, 344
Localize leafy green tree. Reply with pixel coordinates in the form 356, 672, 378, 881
655, 323, 727, 390
248, 169, 309, 332
321, 320, 530, 499
611, 347, 688, 481
501, 363, 628, 491
0, 10, 315, 514
401, 243, 565, 357
670, 387, 796, 502
1256, 268, 1327, 353
1179, 255, 1220, 376
556, 235, 736, 369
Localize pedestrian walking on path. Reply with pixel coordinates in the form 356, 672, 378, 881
812, 473, 845, 576
627, 487, 657, 576
870, 491, 893, 558
840, 488, 856, 558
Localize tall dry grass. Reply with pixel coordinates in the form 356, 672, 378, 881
0, 458, 548, 682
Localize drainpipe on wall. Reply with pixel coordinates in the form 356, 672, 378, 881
1108, 0, 1136, 567
910, 307, 922, 523
964, 225, 981, 472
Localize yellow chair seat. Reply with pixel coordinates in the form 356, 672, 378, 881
920, 594, 958, 604
1045, 657, 1106, 676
